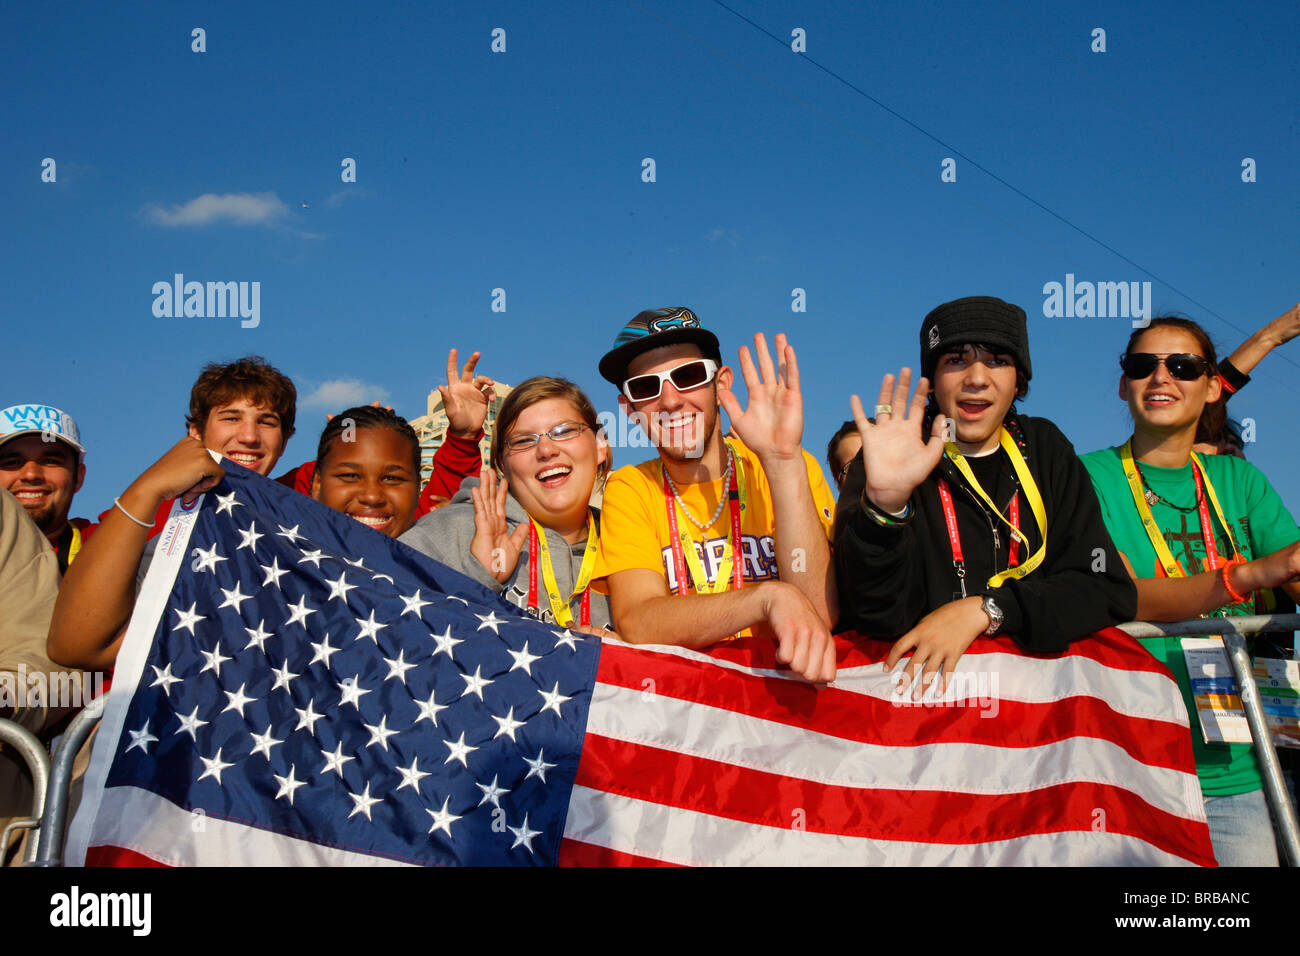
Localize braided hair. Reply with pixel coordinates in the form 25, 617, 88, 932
316, 405, 421, 475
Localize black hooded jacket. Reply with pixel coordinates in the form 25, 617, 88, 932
833, 413, 1136, 651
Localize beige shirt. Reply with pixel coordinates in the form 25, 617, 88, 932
0, 486, 84, 863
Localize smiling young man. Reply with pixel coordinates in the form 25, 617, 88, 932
48, 357, 297, 672
592, 308, 839, 683
834, 296, 1135, 694
0, 405, 93, 573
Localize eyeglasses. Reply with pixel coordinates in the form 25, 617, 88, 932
1119, 352, 1212, 381
502, 421, 589, 454
622, 359, 719, 403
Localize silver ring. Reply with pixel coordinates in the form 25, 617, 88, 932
875, 404, 893, 416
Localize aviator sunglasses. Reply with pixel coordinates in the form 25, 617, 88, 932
622, 359, 719, 402
1119, 352, 1212, 381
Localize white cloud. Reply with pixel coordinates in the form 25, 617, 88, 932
300, 380, 392, 411
323, 188, 367, 209
143, 192, 290, 227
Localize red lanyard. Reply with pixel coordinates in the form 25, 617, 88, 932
526, 522, 591, 627
663, 464, 744, 596
1008, 494, 1020, 567
1135, 460, 1224, 573
936, 479, 1021, 596
1192, 465, 1223, 571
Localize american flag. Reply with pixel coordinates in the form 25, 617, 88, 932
67, 463, 1215, 866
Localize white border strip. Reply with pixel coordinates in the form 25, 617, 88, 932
85, 786, 415, 867
66, 497, 202, 866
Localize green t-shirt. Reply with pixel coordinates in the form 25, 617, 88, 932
1081, 444, 1300, 796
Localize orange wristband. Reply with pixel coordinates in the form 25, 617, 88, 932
1221, 557, 1249, 605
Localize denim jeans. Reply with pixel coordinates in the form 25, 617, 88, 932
1203, 788, 1279, 867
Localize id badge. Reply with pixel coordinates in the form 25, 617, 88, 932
1181, 637, 1251, 745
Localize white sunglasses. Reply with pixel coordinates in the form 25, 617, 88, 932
621, 359, 719, 403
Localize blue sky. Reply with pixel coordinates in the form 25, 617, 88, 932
4, 0, 1298, 518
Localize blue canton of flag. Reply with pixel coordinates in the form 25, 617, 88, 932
68, 462, 600, 866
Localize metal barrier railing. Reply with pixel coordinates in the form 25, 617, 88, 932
31, 696, 102, 867
0, 718, 51, 865
1119, 613, 1300, 866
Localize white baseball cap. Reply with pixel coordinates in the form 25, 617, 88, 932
0, 404, 86, 458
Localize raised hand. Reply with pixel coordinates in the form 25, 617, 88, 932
469, 467, 528, 584
1264, 301, 1300, 347
441, 348, 496, 439
850, 368, 948, 514
718, 332, 803, 464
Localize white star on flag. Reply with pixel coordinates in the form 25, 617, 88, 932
125, 720, 158, 755
425, 797, 461, 838
507, 642, 542, 675
197, 747, 235, 784
324, 572, 358, 603
172, 603, 205, 636
273, 765, 306, 805
236, 520, 263, 552
191, 542, 227, 574
508, 813, 541, 853
399, 589, 431, 617
538, 682, 571, 718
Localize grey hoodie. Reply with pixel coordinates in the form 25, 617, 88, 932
399, 477, 612, 630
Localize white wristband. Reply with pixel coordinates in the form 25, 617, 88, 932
114, 496, 153, 528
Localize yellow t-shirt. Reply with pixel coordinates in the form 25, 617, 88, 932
593, 438, 835, 637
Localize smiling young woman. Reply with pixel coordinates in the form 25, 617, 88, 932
310, 405, 421, 539
1080, 316, 1300, 866
400, 377, 613, 635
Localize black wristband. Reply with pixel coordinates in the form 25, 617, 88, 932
1217, 358, 1250, 396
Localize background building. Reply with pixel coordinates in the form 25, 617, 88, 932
409, 383, 513, 489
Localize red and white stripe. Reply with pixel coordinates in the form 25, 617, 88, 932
560, 630, 1215, 866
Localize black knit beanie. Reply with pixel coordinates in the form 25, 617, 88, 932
919, 296, 1032, 382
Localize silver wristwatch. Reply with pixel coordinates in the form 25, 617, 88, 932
980, 595, 1004, 636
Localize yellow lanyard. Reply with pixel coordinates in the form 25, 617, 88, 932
944, 428, 1049, 587
530, 512, 598, 627
666, 440, 749, 595
1119, 439, 1241, 578
66, 523, 83, 567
